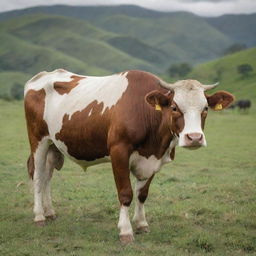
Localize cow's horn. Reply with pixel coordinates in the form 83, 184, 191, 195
158, 79, 176, 91
203, 82, 219, 91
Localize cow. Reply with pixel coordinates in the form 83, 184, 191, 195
24, 69, 234, 244
236, 99, 251, 112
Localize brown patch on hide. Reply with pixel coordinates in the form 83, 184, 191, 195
24, 89, 49, 153
55, 100, 110, 161
24, 89, 49, 179
54, 75, 85, 95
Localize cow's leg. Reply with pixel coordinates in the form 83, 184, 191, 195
43, 144, 64, 220
110, 143, 134, 244
133, 175, 154, 233
32, 138, 50, 225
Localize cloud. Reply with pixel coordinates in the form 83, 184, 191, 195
0, 0, 256, 16
180, 0, 235, 2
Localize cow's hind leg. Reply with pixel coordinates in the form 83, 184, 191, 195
43, 144, 64, 220
133, 175, 154, 234
32, 138, 50, 225
29, 140, 64, 225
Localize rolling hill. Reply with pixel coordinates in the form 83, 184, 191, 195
89, 12, 233, 64
0, 5, 255, 71
7, 15, 156, 71
0, 14, 160, 98
1, 5, 255, 51
0, 5, 255, 99
187, 47, 256, 102
0, 5, 237, 66
205, 13, 256, 47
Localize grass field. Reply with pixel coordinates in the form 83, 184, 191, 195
0, 100, 255, 256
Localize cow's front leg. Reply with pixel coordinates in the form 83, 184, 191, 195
110, 143, 134, 244
133, 175, 154, 233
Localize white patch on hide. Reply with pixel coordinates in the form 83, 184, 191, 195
129, 138, 178, 180
25, 69, 129, 148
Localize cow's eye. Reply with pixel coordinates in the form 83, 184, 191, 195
204, 106, 208, 111
171, 106, 177, 111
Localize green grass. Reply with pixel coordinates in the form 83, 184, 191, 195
0, 100, 255, 255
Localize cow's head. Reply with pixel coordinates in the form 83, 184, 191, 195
145, 79, 234, 149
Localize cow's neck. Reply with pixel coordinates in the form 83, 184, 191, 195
137, 119, 176, 159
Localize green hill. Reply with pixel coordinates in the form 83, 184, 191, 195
107, 36, 168, 65
1, 5, 255, 50
1, 14, 156, 72
8, 15, 156, 72
0, 14, 161, 99
205, 13, 256, 47
0, 5, 241, 67
0, 32, 107, 75
95, 12, 232, 64
0, 5, 255, 100
187, 47, 256, 102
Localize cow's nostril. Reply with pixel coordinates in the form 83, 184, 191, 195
186, 134, 193, 141
186, 133, 203, 142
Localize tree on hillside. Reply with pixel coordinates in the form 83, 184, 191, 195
237, 64, 253, 78
223, 44, 247, 56
214, 66, 225, 82
10, 83, 24, 100
168, 63, 192, 78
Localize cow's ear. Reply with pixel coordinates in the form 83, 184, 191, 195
206, 91, 235, 111
145, 90, 171, 111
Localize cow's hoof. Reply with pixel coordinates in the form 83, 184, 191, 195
135, 226, 150, 234
119, 234, 134, 245
46, 214, 57, 221
35, 220, 46, 227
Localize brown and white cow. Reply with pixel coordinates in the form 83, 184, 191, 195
24, 69, 234, 244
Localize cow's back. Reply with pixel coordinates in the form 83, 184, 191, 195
24, 69, 164, 166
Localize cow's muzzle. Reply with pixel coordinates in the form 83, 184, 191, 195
183, 133, 204, 148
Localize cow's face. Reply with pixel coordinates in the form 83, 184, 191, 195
146, 80, 234, 149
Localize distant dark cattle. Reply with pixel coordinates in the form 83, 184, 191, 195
236, 100, 251, 111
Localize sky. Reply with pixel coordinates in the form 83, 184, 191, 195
0, 0, 256, 16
